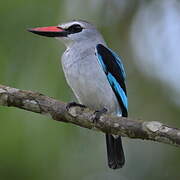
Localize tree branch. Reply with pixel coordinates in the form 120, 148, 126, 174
0, 84, 180, 147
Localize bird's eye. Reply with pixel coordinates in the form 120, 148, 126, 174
67, 24, 83, 34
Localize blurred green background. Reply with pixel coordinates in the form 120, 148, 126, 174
0, 0, 180, 179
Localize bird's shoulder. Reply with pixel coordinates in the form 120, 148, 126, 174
95, 44, 126, 80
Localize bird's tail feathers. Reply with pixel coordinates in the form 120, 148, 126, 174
106, 134, 125, 169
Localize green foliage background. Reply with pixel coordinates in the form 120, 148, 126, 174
0, 0, 179, 179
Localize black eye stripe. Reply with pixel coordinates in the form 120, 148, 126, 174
66, 24, 83, 34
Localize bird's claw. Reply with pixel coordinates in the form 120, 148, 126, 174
94, 107, 107, 123
66, 101, 86, 111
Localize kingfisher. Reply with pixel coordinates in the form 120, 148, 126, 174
28, 20, 128, 169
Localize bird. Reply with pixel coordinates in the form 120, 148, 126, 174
28, 20, 128, 169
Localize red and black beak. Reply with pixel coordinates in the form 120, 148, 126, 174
28, 26, 67, 37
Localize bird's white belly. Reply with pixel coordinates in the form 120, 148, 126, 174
62, 53, 120, 114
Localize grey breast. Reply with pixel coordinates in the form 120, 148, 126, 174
61, 45, 120, 113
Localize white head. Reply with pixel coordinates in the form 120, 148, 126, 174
28, 20, 105, 48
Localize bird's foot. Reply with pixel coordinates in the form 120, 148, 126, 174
94, 108, 107, 123
66, 101, 86, 111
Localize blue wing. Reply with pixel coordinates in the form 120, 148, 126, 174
96, 44, 128, 117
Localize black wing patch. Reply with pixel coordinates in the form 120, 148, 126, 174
96, 44, 128, 117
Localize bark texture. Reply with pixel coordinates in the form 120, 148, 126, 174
0, 84, 180, 147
